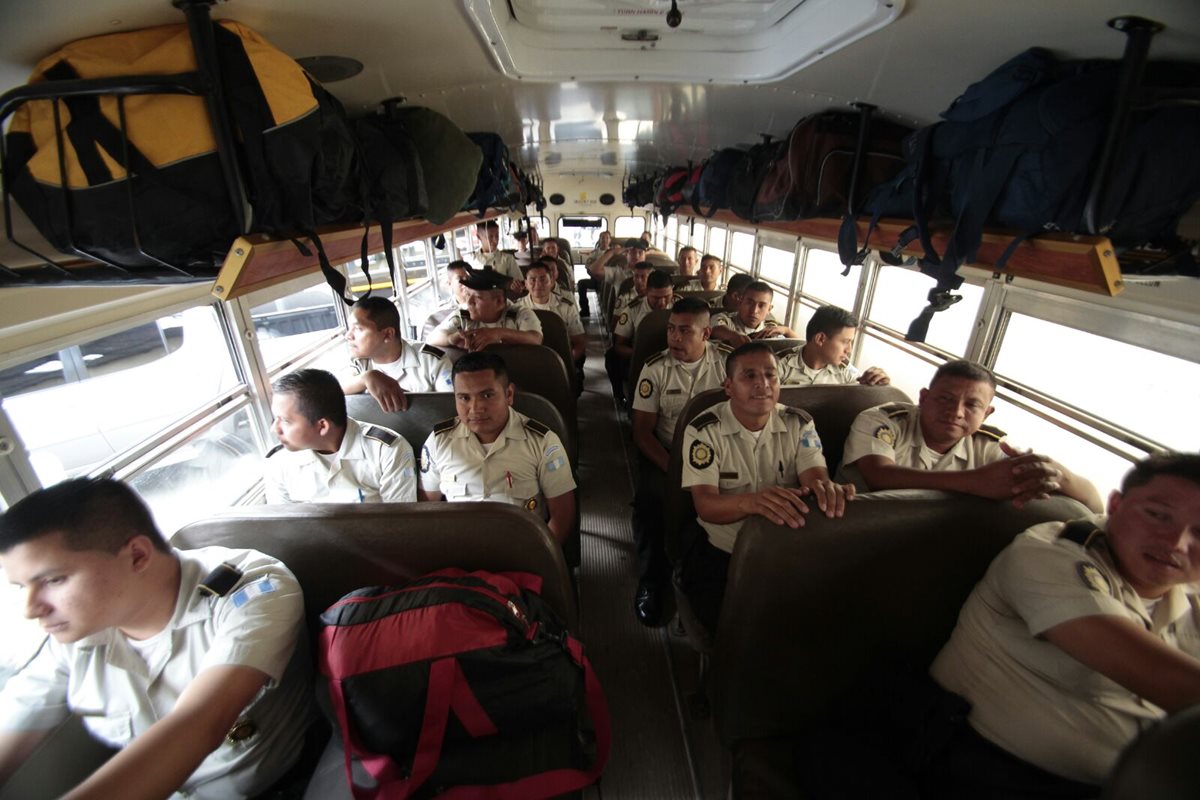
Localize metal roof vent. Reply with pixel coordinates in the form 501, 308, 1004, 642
461, 0, 904, 83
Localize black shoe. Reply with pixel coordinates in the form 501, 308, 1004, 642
634, 581, 663, 627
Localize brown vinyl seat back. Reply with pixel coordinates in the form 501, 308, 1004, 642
763, 337, 803, 354
623, 308, 671, 403
676, 289, 724, 307
1102, 704, 1200, 799
482, 342, 577, 434
711, 491, 1092, 747
664, 383, 911, 562
670, 273, 695, 289
173, 502, 578, 636
531, 309, 579, 396
604, 276, 635, 329
645, 252, 678, 270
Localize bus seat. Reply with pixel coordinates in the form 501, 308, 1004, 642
173, 502, 575, 800
670, 274, 695, 289
677, 289, 724, 307
624, 308, 670, 405
346, 390, 581, 568
1102, 704, 1200, 799
645, 253, 678, 270
762, 337, 803, 354
482, 342, 577, 436
711, 492, 1090, 793
531, 309, 580, 397
605, 277, 635, 328
0, 716, 117, 800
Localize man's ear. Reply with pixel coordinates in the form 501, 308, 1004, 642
701, 325, 711, 342
811, 331, 827, 347
316, 417, 334, 437
918, 387, 928, 406
984, 405, 995, 419
1106, 489, 1122, 516
504, 381, 516, 406
722, 376, 733, 399
124, 535, 157, 574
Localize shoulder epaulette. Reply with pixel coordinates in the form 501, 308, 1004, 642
421, 344, 445, 359
265, 443, 283, 458
198, 561, 243, 597
645, 350, 667, 366
776, 344, 803, 358
364, 425, 399, 446
782, 406, 814, 424
974, 423, 1006, 441
878, 403, 909, 418
524, 417, 550, 437
433, 416, 458, 435
1058, 518, 1103, 548
691, 411, 720, 430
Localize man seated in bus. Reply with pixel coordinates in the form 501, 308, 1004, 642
918, 453, 1200, 796
421, 260, 471, 339
578, 230, 611, 316
838, 359, 1102, 511
591, 238, 646, 294
427, 268, 544, 351
0, 478, 313, 800
418, 352, 577, 544
776, 305, 890, 386
512, 229, 535, 267
629, 297, 731, 625
342, 296, 454, 412
676, 245, 699, 279
475, 220, 523, 293
718, 272, 754, 316
606, 268, 675, 404
689, 253, 724, 296
265, 368, 417, 503
517, 259, 586, 370
710, 280, 801, 346
539, 238, 574, 296
679, 342, 854, 630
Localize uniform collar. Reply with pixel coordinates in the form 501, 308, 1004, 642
912, 413, 972, 466
716, 400, 788, 437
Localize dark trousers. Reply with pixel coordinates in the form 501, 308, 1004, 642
631, 458, 669, 586
678, 528, 730, 634
577, 277, 597, 315
604, 347, 628, 405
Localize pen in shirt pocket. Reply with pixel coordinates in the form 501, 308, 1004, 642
358, 488, 364, 503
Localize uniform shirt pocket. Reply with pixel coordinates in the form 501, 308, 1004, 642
83, 710, 133, 748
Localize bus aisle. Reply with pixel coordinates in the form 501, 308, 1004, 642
574, 312, 729, 799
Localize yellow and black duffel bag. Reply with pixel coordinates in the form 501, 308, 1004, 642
3, 19, 362, 284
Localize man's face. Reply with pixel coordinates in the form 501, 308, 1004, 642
466, 287, 506, 323
271, 392, 326, 452
738, 289, 773, 328
679, 249, 699, 275
598, 232, 611, 249
542, 240, 559, 259
525, 268, 553, 301
646, 286, 674, 311
667, 312, 710, 362
698, 258, 721, 289
815, 326, 856, 366
1107, 475, 1200, 598
344, 306, 390, 360
454, 369, 514, 443
479, 227, 499, 253
632, 268, 651, 296
2, 532, 132, 643
917, 376, 995, 449
448, 270, 469, 305
724, 350, 780, 418
627, 247, 647, 265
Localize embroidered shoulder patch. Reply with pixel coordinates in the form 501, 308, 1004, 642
689, 439, 715, 469
873, 424, 896, 446
420, 445, 432, 473
231, 577, 278, 609
617, 312, 629, 326
1077, 561, 1110, 595
638, 378, 654, 398
799, 427, 822, 449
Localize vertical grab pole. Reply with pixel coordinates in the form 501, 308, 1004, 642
1081, 15, 1163, 235
846, 102, 876, 217
174, 0, 251, 234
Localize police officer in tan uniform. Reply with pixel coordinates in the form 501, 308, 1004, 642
838, 359, 1101, 511
427, 268, 543, 351
342, 296, 454, 412
775, 305, 890, 386
629, 298, 730, 625
709, 280, 800, 345
475, 220, 523, 292
606, 267, 674, 405
679, 342, 854, 630
265, 369, 417, 503
917, 454, 1200, 796
418, 352, 577, 544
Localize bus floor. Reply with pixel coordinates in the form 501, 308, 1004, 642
574, 315, 730, 800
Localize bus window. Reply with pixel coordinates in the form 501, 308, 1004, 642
528, 215, 551, 241
559, 215, 608, 255
867, 266, 985, 356
759, 245, 796, 289
800, 247, 860, 310
691, 221, 707, 252
993, 313, 1200, 454
251, 282, 342, 373
708, 227, 728, 264
729, 231, 755, 272
664, 217, 679, 253
614, 215, 646, 240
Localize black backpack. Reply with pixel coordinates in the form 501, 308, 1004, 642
691, 147, 746, 218
465, 132, 516, 216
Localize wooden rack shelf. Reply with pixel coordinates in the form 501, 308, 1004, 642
212, 210, 504, 301
702, 211, 1124, 296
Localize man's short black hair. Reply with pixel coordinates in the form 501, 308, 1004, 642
632, 260, 654, 271
1120, 453, 1200, 494
477, 220, 500, 232
931, 359, 996, 390
526, 259, 552, 275
447, 260, 471, 274
0, 478, 168, 555
743, 280, 773, 297
806, 305, 859, 341
353, 296, 400, 334
671, 296, 711, 319
726, 273, 754, 294
272, 369, 348, 427
677, 245, 697, 258
726, 341, 775, 376
647, 269, 673, 290
700, 254, 722, 269
513, 230, 529, 242
452, 351, 510, 385
622, 238, 646, 249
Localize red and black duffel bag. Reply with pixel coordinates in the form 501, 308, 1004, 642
318, 569, 610, 800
